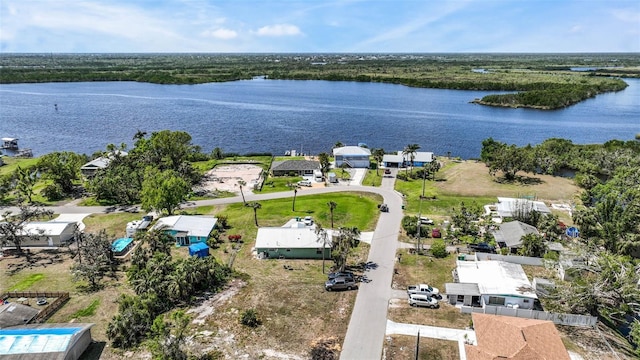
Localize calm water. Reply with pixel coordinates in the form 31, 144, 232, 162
1, 78, 638, 159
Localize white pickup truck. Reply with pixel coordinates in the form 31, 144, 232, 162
407, 284, 440, 297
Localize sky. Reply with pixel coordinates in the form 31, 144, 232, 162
1, 0, 639, 53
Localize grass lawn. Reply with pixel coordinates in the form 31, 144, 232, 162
82, 212, 146, 238
362, 169, 382, 186
0, 156, 39, 176
258, 175, 304, 193
384, 335, 459, 360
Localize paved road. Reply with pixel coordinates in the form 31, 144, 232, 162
340, 170, 403, 360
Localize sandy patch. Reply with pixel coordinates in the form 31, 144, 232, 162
199, 164, 263, 195
187, 279, 246, 325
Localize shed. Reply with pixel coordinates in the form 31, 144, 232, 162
445, 283, 481, 306
189, 242, 210, 258
6, 221, 78, 247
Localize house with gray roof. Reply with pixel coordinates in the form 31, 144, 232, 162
493, 220, 540, 254
382, 151, 434, 168
271, 160, 320, 177
80, 151, 128, 178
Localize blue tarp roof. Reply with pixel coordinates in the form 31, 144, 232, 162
189, 242, 209, 251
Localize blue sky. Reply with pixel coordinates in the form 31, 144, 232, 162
1, 0, 639, 53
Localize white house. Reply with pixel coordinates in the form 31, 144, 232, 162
7, 221, 78, 247
255, 221, 332, 259
491, 197, 551, 223
383, 151, 434, 168
153, 215, 217, 246
333, 146, 371, 168
451, 260, 538, 309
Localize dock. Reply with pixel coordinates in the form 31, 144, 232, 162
1, 137, 33, 158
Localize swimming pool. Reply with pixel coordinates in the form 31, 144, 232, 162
111, 237, 134, 256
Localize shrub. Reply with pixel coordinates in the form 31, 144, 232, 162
240, 308, 261, 328
430, 240, 448, 258
42, 183, 64, 201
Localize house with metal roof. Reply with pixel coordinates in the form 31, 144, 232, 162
271, 160, 320, 177
152, 215, 217, 246
332, 146, 371, 168
465, 313, 570, 360
79, 151, 128, 178
493, 221, 540, 254
1, 221, 78, 248
255, 221, 333, 259
382, 151, 434, 168
451, 260, 538, 309
493, 197, 551, 221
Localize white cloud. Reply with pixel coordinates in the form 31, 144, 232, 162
201, 28, 238, 40
570, 25, 583, 33
255, 24, 302, 37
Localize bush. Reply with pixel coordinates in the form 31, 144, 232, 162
42, 183, 64, 201
240, 308, 261, 328
430, 240, 448, 258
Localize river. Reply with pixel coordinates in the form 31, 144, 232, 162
0, 78, 638, 159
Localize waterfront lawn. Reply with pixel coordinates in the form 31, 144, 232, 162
362, 169, 382, 187
0, 156, 39, 176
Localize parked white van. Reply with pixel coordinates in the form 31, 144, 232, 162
408, 294, 439, 308
298, 180, 312, 187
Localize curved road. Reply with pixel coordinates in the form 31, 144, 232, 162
3, 173, 404, 360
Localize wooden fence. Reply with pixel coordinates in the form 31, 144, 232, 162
1, 291, 70, 323
461, 305, 597, 327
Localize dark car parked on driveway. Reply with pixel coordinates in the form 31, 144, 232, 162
325, 277, 358, 291
468, 242, 496, 253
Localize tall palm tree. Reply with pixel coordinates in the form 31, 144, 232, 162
250, 202, 262, 227
315, 223, 329, 274
372, 148, 385, 176
402, 143, 421, 177
238, 180, 247, 205
292, 187, 298, 211
327, 201, 337, 228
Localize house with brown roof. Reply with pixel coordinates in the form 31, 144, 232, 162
465, 313, 570, 360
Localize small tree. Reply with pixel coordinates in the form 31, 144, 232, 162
13, 165, 37, 203
430, 240, 448, 258
150, 311, 190, 360
249, 202, 261, 227
141, 168, 190, 215
71, 230, 114, 291
327, 201, 337, 228
331, 227, 360, 272
372, 148, 385, 176
315, 223, 329, 273
238, 180, 247, 205
519, 233, 547, 258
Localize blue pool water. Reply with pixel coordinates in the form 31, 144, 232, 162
111, 237, 133, 252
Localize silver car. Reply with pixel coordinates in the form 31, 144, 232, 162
325, 277, 358, 291
408, 294, 439, 308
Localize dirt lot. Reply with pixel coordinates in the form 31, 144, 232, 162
201, 164, 264, 194
437, 160, 580, 202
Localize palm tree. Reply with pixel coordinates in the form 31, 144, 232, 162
292, 186, 298, 211
315, 223, 329, 274
238, 180, 247, 205
402, 143, 421, 177
327, 201, 337, 228
372, 148, 385, 176
429, 158, 441, 181
249, 202, 262, 227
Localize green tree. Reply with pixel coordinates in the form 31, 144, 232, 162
402, 143, 420, 177
0, 205, 54, 253
141, 168, 190, 215
450, 202, 482, 237
37, 151, 86, 194
372, 148, 385, 176
317, 152, 331, 179
13, 165, 37, 203
430, 239, 448, 258
249, 202, 261, 227
518, 233, 547, 257
327, 201, 337, 228
211, 147, 224, 160
238, 180, 247, 205
149, 311, 191, 360
331, 227, 360, 272
71, 230, 114, 291
315, 223, 329, 274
